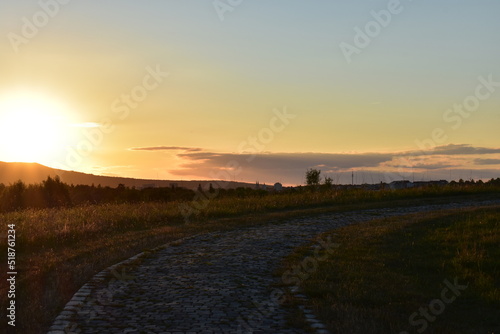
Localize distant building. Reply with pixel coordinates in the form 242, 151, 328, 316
141, 183, 157, 189
430, 180, 449, 186
362, 183, 384, 191
413, 180, 448, 188
274, 182, 283, 192
256, 182, 269, 190
389, 180, 413, 190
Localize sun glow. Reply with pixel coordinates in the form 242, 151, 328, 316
0, 92, 73, 164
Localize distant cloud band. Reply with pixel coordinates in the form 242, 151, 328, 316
130, 146, 203, 152
129, 143, 500, 184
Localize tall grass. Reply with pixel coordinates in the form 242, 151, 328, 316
4, 202, 184, 251
191, 185, 500, 219
3, 185, 500, 251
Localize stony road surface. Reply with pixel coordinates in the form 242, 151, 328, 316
48, 200, 499, 334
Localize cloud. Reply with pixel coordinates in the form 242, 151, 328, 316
474, 158, 500, 165
169, 144, 500, 173
409, 163, 455, 170
132, 143, 500, 185
170, 151, 399, 185
90, 165, 138, 176
410, 144, 500, 156
176, 152, 394, 172
130, 146, 202, 152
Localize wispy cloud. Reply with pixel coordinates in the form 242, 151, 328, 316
129, 146, 203, 152
410, 144, 500, 156
403, 163, 455, 170
90, 165, 138, 175
474, 158, 500, 165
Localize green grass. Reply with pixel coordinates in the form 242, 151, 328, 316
0, 187, 499, 333
279, 206, 500, 333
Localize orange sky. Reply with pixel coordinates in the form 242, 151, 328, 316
1, 1, 500, 185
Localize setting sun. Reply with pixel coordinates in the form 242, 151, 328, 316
0, 92, 72, 164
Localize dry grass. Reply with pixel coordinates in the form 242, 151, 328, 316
280, 206, 500, 333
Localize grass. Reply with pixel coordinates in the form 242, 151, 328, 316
0, 186, 499, 333
279, 206, 500, 333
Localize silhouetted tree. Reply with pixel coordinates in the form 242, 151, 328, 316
306, 168, 321, 187
1, 180, 26, 211
324, 176, 333, 187
42, 176, 71, 207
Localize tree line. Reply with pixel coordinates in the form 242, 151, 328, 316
305, 168, 500, 188
0, 176, 276, 213
1, 172, 500, 213
0, 176, 196, 213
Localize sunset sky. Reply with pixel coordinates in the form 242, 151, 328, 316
1, 0, 500, 185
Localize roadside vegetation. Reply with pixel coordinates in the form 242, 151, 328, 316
0, 174, 499, 333
1, 174, 500, 213
280, 206, 500, 333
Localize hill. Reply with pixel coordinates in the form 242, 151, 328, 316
0, 161, 253, 190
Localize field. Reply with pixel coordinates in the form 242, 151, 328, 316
1, 185, 499, 333
280, 206, 500, 333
